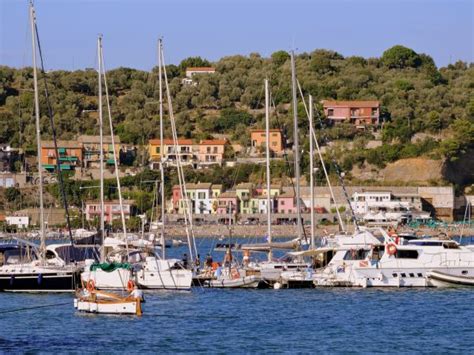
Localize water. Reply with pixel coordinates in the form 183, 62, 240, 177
1, 288, 473, 353
1, 238, 474, 353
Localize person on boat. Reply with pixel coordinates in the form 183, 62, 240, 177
182, 253, 189, 269
205, 253, 213, 268
195, 254, 201, 271
223, 248, 233, 267
242, 250, 250, 267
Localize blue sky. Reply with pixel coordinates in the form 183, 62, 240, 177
1, 0, 473, 70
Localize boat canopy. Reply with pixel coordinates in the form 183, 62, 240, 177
90, 262, 131, 272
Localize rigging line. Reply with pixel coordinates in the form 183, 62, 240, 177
0, 301, 71, 314
312, 97, 359, 231
34, 19, 75, 251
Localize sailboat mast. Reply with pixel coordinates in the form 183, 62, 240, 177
30, 2, 46, 260
264, 79, 272, 261
290, 51, 302, 240
158, 38, 165, 259
309, 95, 315, 249
98, 35, 105, 260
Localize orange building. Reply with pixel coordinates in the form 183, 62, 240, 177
250, 129, 283, 155
41, 141, 82, 171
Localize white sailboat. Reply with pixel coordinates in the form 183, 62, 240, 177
0, 2, 82, 292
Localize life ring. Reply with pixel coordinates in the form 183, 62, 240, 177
127, 280, 136, 292
231, 268, 241, 280
386, 243, 397, 256
394, 235, 400, 245
86, 279, 95, 292
211, 262, 219, 271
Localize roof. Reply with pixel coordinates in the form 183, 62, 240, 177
186, 182, 212, 190
85, 199, 136, 205
149, 139, 193, 145
42, 140, 81, 149
186, 67, 215, 72
321, 100, 380, 108
212, 184, 223, 190
250, 129, 282, 133
78, 135, 121, 144
236, 183, 253, 190
218, 191, 238, 198
278, 191, 295, 198
199, 139, 227, 145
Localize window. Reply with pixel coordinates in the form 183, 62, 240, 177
409, 273, 415, 278
213, 147, 218, 153
272, 133, 278, 137
327, 109, 334, 116
207, 147, 211, 153
401, 273, 407, 278
281, 201, 285, 205
371, 108, 378, 116
343, 249, 369, 261
155, 147, 160, 154
272, 142, 277, 146
396, 250, 419, 259
198, 192, 206, 199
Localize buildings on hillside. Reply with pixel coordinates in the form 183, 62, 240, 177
182, 67, 216, 85
41, 141, 83, 172
322, 100, 380, 127
78, 135, 122, 168
148, 139, 228, 169
250, 129, 284, 155
84, 200, 136, 223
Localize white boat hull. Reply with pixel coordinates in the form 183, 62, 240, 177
136, 269, 192, 290
74, 298, 140, 315
81, 268, 132, 290
205, 275, 261, 288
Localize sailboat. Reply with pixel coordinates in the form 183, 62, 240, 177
0, 2, 82, 292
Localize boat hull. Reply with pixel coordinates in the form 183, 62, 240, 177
205, 275, 261, 288
74, 298, 141, 315
0, 270, 79, 292
136, 269, 192, 290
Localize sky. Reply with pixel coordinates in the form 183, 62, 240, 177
1, 0, 473, 71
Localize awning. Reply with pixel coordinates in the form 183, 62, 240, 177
106, 158, 115, 165
59, 156, 78, 161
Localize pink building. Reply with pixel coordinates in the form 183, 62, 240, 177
171, 185, 182, 213
276, 192, 296, 214
322, 100, 380, 126
197, 139, 227, 166
216, 191, 240, 214
85, 200, 136, 223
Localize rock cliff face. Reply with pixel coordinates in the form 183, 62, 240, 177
350, 149, 474, 185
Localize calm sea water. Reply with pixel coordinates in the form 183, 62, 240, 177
1, 238, 474, 353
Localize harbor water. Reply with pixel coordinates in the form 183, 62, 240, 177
1, 238, 474, 353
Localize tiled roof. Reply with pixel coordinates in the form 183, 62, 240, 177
199, 139, 227, 145
42, 140, 81, 148
149, 139, 193, 145
186, 67, 215, 72
218, 191, 238, 198
186, 182, 212, 190
78, 135, 121, 144
321, 100, 380, 108
236, 183, 253, 189
250, 128, 282, 133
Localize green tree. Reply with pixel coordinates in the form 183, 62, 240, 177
381, 45, 421, 69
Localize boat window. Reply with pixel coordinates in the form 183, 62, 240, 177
409, 273, 415, 277
45, 250, 56, 259
417, 273, 423, 277
392, 273, 398, 277
462, 270, 468, 275
401, 273, 407, 278
442, 242, 459, 249
409, 241, 442, 246
343, 249, 369, 261
396, 250, 419, 259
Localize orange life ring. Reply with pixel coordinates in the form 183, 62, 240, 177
386, 243, 397, 256
86, 279, 95, 292
211, 262, 219, 271
127, 280, 135, 292
231, 268, 241, 280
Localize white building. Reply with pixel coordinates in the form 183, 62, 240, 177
181, 183, 214, 215
6, 216, 29, 229
351, 191, 427, 224
182, 67, 216, 85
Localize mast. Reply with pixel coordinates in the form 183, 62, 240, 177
30, 2, 45, 261
158, 38, 165, 259
309, 95, 315, 249
264, 79, 272, 261
290, 51, 302, 240
98, 35, 105, 260
100, 38, 129, 252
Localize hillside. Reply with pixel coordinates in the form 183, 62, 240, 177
0, 45, 473, 186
